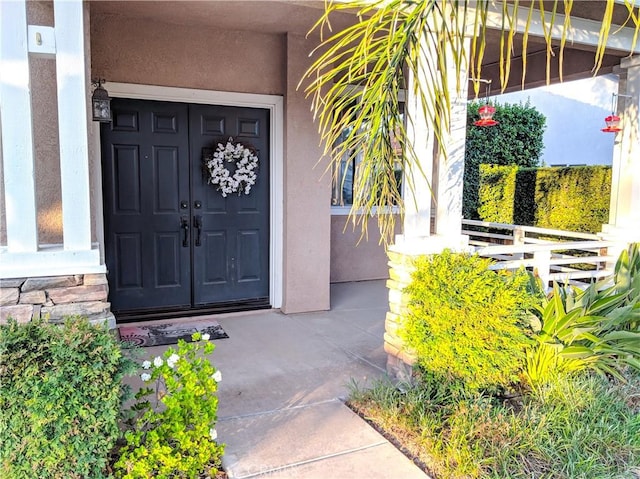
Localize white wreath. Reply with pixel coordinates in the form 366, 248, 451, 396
204, 138, 258, 197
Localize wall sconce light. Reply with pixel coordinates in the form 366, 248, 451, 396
92, 79, 111, 123
601, 92, 631, 133
470, 78, 499, 127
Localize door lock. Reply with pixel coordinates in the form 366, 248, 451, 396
194, 201, 202, 209
180, 201, 188, 209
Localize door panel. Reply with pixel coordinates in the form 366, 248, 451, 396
189, 104, 270, 306
102, 100, 191, 312
102, 99, 270, 315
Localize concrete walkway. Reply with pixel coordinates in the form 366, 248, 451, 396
136, 280, 428, 479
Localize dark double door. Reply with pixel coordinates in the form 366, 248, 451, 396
101, 99, 270, 315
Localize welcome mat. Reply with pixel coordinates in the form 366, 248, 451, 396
119, 319, 228, 347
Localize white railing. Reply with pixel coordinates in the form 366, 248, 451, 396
462, 219, 618, 288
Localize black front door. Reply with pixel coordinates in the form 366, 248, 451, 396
101, 99, 270, 315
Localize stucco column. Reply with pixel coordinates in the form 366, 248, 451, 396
393, 37, 471, 255
601, 56, 640, 246
281, 33, 331, 313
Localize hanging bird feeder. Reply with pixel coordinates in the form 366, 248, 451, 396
474, 104, 499, 127
470, 78, 499, 127
601, 114, 621, 133
601, 92, 631, 133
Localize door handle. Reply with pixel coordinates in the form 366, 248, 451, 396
180, 217, 189, 247
194, 215, 202, 247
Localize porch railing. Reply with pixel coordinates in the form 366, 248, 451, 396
462, 219, 618, 288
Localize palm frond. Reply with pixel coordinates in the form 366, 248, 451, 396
301, 0, 639, 244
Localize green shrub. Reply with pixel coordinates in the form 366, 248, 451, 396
0, 317, 135, 479
464, 100, 545, 219
114, 332, 224, 479
534, 166, 611, 233
399, 250, 537, 392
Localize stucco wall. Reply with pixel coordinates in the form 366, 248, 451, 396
28, 0, 63, 245
330, 215, 397, 283
90, 13, 285, 95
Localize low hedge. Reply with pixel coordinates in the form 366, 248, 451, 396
0, 317, 135, 479
478, 164, 611, 233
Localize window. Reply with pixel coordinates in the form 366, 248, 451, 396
331, 102, 404, 212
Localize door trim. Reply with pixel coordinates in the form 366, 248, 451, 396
98, 83, 284, 309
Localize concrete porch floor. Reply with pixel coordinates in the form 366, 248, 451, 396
128, 280, 428, 479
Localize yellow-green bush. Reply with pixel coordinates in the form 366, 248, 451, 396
477, 164, 518, 223
399, 251, 537, 392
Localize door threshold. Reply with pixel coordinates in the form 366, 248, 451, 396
115, 298, 271, 323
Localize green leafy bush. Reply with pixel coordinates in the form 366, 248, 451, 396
114, 332, 224, 479
464, 100, 546, 219
477, 164, 612, 233
525, 244, 640, 387
534, 166, 612, 233
399, 250, 537, 392
0, 317, 135, 479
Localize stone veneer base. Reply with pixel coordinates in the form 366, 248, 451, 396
0, 273, 115, 329
384, 249, 419, 381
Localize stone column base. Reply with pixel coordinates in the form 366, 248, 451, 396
0, 273, 115, 329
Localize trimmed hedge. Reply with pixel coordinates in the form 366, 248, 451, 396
477, 165, 518, 223
478, 164, 612, 233
464, 101, 546, 219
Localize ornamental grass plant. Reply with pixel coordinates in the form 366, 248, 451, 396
350, 370, 640, 479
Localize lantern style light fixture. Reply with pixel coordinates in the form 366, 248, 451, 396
601, 92, 631, 133
91, 79, 112, 123
470, 78, 499, 127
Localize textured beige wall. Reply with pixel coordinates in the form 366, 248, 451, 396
28, 1, 63, 245
282, 33, 331, 313
330, 215, 398, 283
90, 13, 285, 95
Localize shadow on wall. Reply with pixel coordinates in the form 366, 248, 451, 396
495, 74, 618, 166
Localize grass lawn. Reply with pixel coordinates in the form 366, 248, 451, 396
349, 371, 640, 479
